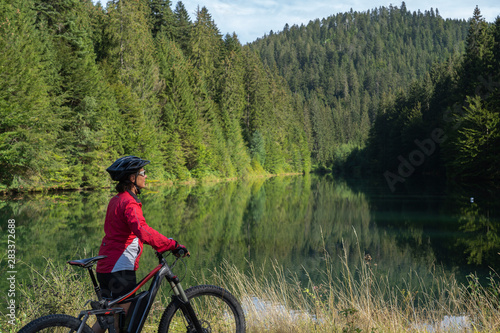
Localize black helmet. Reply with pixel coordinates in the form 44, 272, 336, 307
106, 156, 150, 181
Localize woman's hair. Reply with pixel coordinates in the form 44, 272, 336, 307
116, 179, 134, 193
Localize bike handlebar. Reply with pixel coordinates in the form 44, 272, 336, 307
155, 249, 190, 264
174, 249, 190, 257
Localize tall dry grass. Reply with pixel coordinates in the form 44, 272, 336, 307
3, 240, 500, 333
208, 232, 500, 332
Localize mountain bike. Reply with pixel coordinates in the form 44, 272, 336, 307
18, 250, 246, 333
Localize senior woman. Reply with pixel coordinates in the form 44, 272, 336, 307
93, 156, 188, 333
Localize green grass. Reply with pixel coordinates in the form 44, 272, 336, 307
3, 241, 500, 333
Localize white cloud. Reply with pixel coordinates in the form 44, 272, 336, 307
176, 0, 499, 44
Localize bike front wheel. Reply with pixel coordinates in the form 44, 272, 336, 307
158, 284, 246, 333
18, 314, 93, 333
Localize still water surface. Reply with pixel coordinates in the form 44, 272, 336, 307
1, 175, 499, 296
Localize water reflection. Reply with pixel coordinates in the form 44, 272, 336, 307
1, 175, 499, 294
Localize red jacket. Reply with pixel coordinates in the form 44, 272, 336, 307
96, 190, 176, 273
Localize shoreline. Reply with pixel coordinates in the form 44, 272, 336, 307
0, 172, 306, 197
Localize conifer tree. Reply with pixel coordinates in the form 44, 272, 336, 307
443, 9, 500, 181
249, 3, 469, 167
447, 96, 500, 179
173, 1, 191, 52
460, 6, 494, 95
217, 39, 251, 174
105, 0, 161, 101
189, 6, 222, 95
242, 49, 272, 140
3, 0, 476, 189
149, 0, 174, 39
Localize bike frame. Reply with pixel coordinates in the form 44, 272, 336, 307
74, 252, 202, 333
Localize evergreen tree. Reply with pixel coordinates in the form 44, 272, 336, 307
363, 7, 499, 185
216, 39, 251, 174
105, 0, 161, 101
3, 0, 478, 190
172, 1, 191, 52
446, 96, 500, 179
249, 131, 266, 166
443, 9, 500, 181
241, 49, 272, 140
460, 6, 494, 95
189, 6, 222, 94
149, 0, 174, 39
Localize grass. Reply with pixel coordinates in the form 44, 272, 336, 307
2, 241, 500, 333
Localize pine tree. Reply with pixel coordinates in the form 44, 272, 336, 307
172, 1, 191, 52
447, 96, 500, 179
460, 6, 494, 95
149, 0, 174, 39
216, 40, 251, 174
189, 6, 222, 95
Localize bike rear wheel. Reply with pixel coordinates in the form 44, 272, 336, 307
18, 314, 93, 333
158, 284, 246, 333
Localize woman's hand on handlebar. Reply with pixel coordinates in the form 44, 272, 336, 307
172, 243, 190, 258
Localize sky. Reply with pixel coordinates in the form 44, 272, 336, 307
176, 0, 500, 44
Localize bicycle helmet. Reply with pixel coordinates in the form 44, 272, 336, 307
106, 156, 150, 181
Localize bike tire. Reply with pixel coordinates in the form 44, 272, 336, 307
18, 314, 93, 333
158, 284, 246, 333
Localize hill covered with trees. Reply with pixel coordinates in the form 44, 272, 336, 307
249, 3, 470, 165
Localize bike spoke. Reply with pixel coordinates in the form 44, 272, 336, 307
169, 294, 237, 332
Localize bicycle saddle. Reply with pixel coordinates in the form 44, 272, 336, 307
67, 255, 107, 268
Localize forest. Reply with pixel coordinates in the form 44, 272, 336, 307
249, 4, 469, 164
0, 0, 311, 191
362, 7, 500, 189
250, 5, 499, 188
0, 0, 498, 192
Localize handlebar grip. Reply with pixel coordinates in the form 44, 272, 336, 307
174, 249, 190, 257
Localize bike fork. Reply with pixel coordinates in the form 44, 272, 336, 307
178, 299, 204, 333
169, 281, 204, 332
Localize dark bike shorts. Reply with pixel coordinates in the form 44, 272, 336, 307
97, 270, 137, 299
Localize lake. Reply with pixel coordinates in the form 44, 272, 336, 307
1, 174, 499, 300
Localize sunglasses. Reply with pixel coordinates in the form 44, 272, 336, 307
138, 170, 146, 177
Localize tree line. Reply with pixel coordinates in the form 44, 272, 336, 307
0, 0, 310, 191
